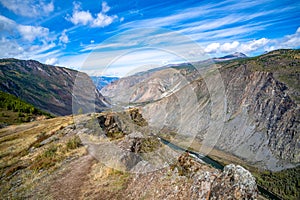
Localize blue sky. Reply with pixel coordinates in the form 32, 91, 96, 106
0, 0, 299, 76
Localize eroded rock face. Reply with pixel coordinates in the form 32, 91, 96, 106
210, 164, 258, 199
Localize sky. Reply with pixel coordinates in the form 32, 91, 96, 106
0, 0, 300, 76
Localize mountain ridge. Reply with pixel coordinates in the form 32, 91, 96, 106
0, 58, 109, 116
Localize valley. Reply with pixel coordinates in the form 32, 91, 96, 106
0, 49, 299, 199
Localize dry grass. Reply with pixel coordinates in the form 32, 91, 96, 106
80, 162, 130, 199
0, 116, 73, 173
0, 115, 91, 198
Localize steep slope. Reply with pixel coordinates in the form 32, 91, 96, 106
101, 49, 300, 171
0, 59, 108, 116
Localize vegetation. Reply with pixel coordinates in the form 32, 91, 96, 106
253, 166, 300, 200
0, 115, 86, 198
0, 91, 53, 126
30, 144, 59, 171
139, 137, 162, 153
128, 108, 148, 126
66, 136, 83, 150
107, 131, 125, 140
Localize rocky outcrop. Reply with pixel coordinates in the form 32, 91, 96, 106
0, 58, 109, 115
210, 164, 257, 199
122, 153, 258, 200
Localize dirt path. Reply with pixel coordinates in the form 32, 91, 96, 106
47, 155, 95, 200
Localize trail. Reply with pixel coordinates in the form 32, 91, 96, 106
47, 155, 95, 200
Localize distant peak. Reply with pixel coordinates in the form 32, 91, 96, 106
232, 52, 248, 57
213, 52, 248, 62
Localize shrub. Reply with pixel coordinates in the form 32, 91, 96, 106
66, 136, 82, 150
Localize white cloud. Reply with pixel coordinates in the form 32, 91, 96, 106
0, 15, 58, 61
68, 10, 93, 25
0, 15, 15, 32
204, 43, 220, 53
220, 41, 240, 53
0, 37, 24, 58
17, 25, 49, 42
66, 1, 117, 28
240, 38, 269, 53
101, 1, 110, 13
59, 29, 69, 44
1, 14, 51, 42
264, 27, 300, 52
91, 13, 117, 28
204, 38, 269, 55
45, 57, 58, 65
0, 0, 54, 17
278, 27, 300, 48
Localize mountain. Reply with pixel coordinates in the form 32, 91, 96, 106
0, 58, 109, 116
90, 76, 119, 90
213, 52, 248, 62
101, 49, 300, 171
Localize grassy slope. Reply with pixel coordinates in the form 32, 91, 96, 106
0, 91, 53, 127
0, 116, 88, 198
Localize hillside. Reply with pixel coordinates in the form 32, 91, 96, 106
0, 59, 109, 116
0, 91, 53, 127
0, 110, 259, 199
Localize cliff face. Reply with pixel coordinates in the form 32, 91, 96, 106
0, 59, 109, 116
219, 64, 299, 168
101, 49, 300, 170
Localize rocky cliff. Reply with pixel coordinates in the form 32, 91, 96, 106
0, 58, 109, 116
101, 49, 300, 171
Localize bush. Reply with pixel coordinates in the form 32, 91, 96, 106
66, 136, 82, 150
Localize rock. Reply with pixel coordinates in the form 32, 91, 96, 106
40, 136, 59, 146
210, 164, 258, 199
